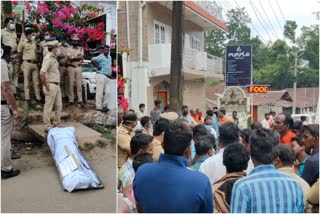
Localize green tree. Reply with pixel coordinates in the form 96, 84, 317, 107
204, 29, 225, 58
297, 25, 319, 69
270, 39, 289, 63
226, 7, 251, 45
251, 36, 270, 70
205, 7, 252, 57
283, 20, 298, 44
298, 68, 319, 87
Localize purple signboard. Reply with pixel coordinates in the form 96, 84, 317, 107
226, 45, 252, 86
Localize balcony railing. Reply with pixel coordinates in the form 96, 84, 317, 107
148, 43, 223, 78
193, 1, 223, 22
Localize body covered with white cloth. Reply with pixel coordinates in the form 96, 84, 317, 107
47, 127, 103, 192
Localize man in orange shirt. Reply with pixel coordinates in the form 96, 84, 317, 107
190, 108, 200, 123
273, 113, 296, 145
217, 107, 232, 125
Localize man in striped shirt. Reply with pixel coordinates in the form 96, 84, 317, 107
230, 128, 304, 213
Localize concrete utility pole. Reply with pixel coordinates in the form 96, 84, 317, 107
292, 51, 298, 114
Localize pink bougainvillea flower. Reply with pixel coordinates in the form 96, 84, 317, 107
118, 97, 129, 112
12, 0, 18, 6
41, 23, 47, 29
110, 29, 116, 34
25, 2, 32, 12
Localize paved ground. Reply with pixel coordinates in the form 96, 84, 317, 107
1, 141, 116, 213
28, 122, 103, 147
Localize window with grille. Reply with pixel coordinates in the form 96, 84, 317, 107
190, 36, 200, 51
154, 21, 168, 44
155, 23, 160, 44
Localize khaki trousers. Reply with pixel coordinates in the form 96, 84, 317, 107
43, 83, 62, 130
68, 66, 82, 103
9, 59, 20, 87
22, 61, 41, 100
1, 105, 13, 171
59, 66, 68, 98
95, 73, 111, 110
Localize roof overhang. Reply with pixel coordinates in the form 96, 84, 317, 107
183, 1, 228, 32
155, 1, 228, 32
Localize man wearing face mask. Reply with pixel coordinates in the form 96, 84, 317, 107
57, 35, 69, 103
181, 105, 197, 128
39, 40, 62, 132
1, 44, 21, 179
66, 34, 85, 107
17, 29, 42, 107
118, 111, 137, 169
2, 18, 20, 89
91, 45, 112, 114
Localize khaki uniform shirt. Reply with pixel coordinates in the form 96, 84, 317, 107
40, 52, 60, 83
1, 59, 15, 100
152, 138, 164, 162
66, 46, 84, 66
2, 28, 18, 51
118, 124, 133, 168
58, 46, 69, 65
40, 40, 58, 57
17, 39, 37, 61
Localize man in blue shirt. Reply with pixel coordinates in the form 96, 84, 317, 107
301, 124, 319, 186
91, 45, 112, 113
133, 122, 213, 213
230, 128, 304, 213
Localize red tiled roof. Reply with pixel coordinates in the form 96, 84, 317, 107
284, 87, 319, 108
250, 91, 288, 106
206, 82, 226, 102
183, 1, 228, 32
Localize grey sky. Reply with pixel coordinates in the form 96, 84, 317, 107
216, 0, 319, 43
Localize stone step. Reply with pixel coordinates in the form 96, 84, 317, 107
28, 122, 103, 147
27, 112, 71, 123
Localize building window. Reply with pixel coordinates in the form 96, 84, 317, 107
154, 21, 168, 44
160, 26, 165, 43
190, 36, 200, 51
155, 24, 160, 44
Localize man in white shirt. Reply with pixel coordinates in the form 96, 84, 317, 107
199, 122, 253, 184
261, 113, 270, 128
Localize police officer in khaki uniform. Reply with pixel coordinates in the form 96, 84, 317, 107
39, 41, 62, 132
57, 36, 69, 102
17, 29, 42, 107
1, 44, 21, 179
2, 18, 20, 88
66, 34, 85, 107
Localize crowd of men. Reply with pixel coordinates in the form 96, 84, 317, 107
1, 17, 112, 179
117, 99, 319, 213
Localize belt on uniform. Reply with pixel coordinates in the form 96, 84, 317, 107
49, 82, 59, 85
68, 64, 81, 68
59, 64, 68, 68
24, 60, 37, 64
97, 73, 112, 79
1, 100, 7, 105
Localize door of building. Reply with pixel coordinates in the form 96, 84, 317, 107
156, 90, 168, 111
